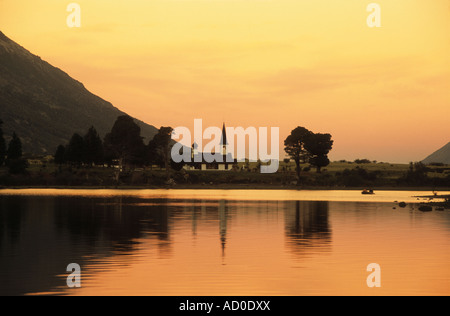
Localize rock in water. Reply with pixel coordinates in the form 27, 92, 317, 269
418, 205, 433, 212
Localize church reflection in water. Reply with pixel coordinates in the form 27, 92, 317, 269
187, 199, 330, 258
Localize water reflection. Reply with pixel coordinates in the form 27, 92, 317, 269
0, 196, 26, 246
0, 196, 173, 295
0, 196, 329, 295
54, 196, 170, 253
284, 201, 331, 256
219, 200, 229, 257
0, 193, 448, 296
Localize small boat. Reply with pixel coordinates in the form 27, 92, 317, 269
362, 189, 375, 195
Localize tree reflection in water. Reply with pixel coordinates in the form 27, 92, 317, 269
284, 201, 332, 257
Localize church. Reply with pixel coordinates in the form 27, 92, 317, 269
183, 123, 236, 171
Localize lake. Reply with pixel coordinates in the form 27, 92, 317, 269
0, 189, 449, 296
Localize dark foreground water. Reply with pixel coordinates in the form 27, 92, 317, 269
0, 189, 449, 296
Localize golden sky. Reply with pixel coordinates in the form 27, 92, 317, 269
1, 0, 449, 162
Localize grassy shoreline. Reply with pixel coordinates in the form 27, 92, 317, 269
1, 161, 449, 191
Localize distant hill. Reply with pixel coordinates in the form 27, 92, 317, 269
422, 142, 450, 165
0, 31, 158, 155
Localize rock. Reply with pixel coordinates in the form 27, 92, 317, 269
418, 205, 433, 212
399, 202, 407, 208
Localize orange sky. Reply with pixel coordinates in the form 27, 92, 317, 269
0, 0, 449, 162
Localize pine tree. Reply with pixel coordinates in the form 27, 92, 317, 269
83, 126, 103, 165
6, 132, 27, 174
104, 116, 145, 166
65, 133, 84, 165
54, 145, 66, 165
151, 127, 174, 179
7, 132, 22, 161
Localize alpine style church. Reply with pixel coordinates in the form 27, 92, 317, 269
184, 123, 236, 171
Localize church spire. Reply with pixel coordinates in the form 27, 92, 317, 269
220, 123, 228, 146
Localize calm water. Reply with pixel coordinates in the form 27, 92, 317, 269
0, 189, 449, 296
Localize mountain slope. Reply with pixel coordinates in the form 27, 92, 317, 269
0, 31, 158, 154
422, 142, 450, 165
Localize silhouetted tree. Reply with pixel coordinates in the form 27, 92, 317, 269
104, 116, 145, 167
6, 132, 28, 174
65, 133, 84, 166
304, 133, 334, 173
83, 126, 103, 165
104, 116, 146, 183
309, 155, 330, 173
284, 126, 313, 180
151, 127, 174, 179
7, 132, 22, 161
0, 119, 6, 167
147, 139, 164, 168
54, 145, 66, 165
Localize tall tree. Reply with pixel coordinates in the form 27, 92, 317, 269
304, 133, 334, 173
151, 127, 174, 179
147, 139, 164, 169
284, 126, 313, 180
104, 116, 145, 166
0, 119, 6, 167
7, 132, 22, 161
54, 145, 66, 165
83, 126, 103, 165
6, 132, 27, 174
65, 133, 85, 165
104, 116, 146, 182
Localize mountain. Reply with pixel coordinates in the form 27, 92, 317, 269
422, 142, 450, 165
0, 31, 158, 155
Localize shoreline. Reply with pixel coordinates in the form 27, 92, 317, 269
1, 184, 449, 192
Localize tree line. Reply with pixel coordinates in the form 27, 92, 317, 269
2, 116, 335, 181
0, 119, 28, 174
55, 115, 178, 178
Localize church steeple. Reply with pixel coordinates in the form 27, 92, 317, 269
220, 123, 228, 156
220, 123, 227, 146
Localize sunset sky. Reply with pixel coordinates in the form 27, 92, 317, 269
0, 0, 449, 162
